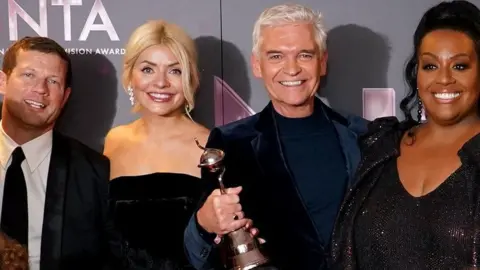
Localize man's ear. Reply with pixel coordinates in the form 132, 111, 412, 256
0, 71, 7, 95
251, 53, 262, 79
61, 87, 71, 108
319, 50, 328, 76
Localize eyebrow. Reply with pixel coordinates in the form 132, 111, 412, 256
265, 49, 316, 54
140, 60, 180, 67
17, 66, 34, 71
421, 52, 470, 59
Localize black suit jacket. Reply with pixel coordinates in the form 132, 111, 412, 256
39, 131, 121, 270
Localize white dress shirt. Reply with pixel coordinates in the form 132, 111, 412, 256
0, 121, 52, 270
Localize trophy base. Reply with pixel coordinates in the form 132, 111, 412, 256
223, 224, 269, 270
230, 253, 268, 270
229, 247, 269, 270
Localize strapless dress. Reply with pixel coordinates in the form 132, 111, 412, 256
109, 173, 205, 269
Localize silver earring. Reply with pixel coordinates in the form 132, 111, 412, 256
127, 86, 135, 106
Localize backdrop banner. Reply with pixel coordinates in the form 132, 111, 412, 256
0, 0, 437, 151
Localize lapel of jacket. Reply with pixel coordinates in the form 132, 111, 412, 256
40, 131, 69, 270
250, 103, 289, 187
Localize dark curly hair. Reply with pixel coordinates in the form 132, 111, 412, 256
0, 233, 29, 270
400, 0, 480, 123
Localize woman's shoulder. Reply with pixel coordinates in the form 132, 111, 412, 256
104, 124, 135, 156
359, 116, 416, 150
192, 121, 210, 135
107, 123, 133, 138
187, 122, 210, 145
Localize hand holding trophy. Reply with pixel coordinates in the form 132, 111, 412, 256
195, 138, 269, 270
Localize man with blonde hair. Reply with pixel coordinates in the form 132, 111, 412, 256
184, 3, 367, 269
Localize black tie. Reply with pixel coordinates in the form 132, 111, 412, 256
1, 147, 28, 247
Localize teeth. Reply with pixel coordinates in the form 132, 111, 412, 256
25, 100, 45, 108
280, 81, 303, 86
434, 92, 460, 99
148, 93, 172, 99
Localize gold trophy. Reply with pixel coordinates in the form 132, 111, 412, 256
195, 139, 269, 270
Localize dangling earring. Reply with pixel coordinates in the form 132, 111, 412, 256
417, 98, 423, 122
127, 86, 135, 106
185, 104, 194, 121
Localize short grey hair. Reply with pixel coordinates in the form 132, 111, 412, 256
252, 3, 327, 55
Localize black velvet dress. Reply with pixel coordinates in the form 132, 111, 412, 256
109, 173, 204, 269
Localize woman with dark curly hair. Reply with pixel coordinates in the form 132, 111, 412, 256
330, 1, 480, 269
0, 233, 28, 270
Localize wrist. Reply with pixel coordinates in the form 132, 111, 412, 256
196, 207, 211, 233
195, 208, 217, 243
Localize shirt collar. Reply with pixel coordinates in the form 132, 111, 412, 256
0, 120, 53, 172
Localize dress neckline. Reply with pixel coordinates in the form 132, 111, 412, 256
110, 172, 201, 182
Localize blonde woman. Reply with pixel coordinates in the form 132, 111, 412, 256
104, 20, 209, 269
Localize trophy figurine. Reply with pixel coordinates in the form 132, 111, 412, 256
195, 138, 269, 270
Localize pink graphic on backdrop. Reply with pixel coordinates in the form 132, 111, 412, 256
362, 88, 396, 121
214, 76, 255, 126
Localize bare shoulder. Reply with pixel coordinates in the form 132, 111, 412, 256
192, 123, 210, 146
103, 124, 133, 156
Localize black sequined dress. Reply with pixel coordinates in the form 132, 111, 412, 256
330, 117, 480, 269
109, 173, 204, 270
355, 159, 473, 269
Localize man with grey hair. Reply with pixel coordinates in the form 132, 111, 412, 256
184, 3, 367, 269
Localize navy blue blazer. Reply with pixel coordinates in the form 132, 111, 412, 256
184, 98, 368, 269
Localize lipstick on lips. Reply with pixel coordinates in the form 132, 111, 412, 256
147, 92, 175, 102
